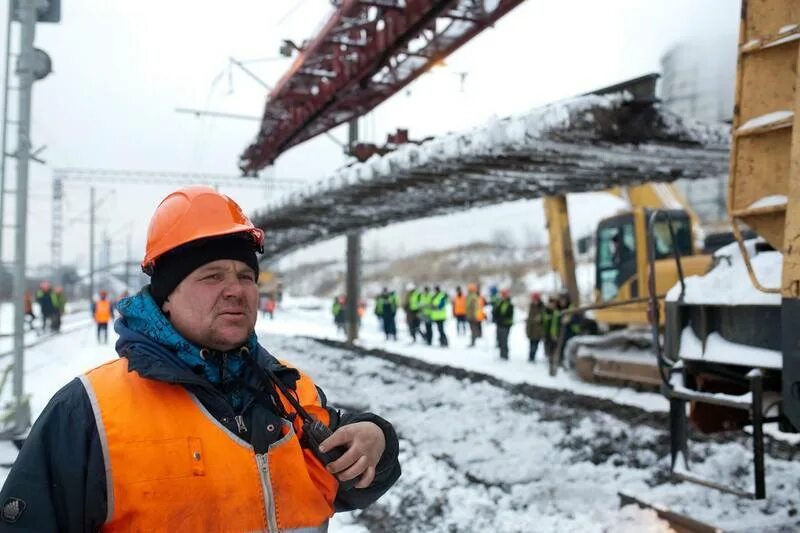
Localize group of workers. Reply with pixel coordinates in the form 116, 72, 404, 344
22, 282, 125, 344
525, 291, 583, 364
331, 294, 367, 333
333, 283, 583, 363
260, 293, 278, 319
23, 281, 67, 334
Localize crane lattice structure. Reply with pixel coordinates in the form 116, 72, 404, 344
51, 168, 301, 275
240, 0, 526, 172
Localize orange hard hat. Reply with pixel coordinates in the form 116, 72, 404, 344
141, 186, 264, 273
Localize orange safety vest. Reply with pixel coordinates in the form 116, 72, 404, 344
475, 296, 486, 322
94, 300, 111, 323
452, 294, 467, 317
80, 357, 337, 532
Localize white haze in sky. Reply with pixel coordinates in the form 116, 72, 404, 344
0, 0, 740, 272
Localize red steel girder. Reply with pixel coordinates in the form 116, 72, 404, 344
240, 0, 525, 173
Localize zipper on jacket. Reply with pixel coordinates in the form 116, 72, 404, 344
235, 414, 247, 434
255, 453, 279, 533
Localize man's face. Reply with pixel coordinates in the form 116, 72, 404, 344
162, 259, 258, 351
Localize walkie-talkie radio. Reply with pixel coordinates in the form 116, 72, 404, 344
261, 365, 359, 492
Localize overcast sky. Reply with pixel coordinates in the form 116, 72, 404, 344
0, 0, 740, 274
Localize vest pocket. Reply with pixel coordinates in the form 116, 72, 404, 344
117, 437, 204, 483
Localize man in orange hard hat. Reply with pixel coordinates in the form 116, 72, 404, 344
0, 186, 400, 530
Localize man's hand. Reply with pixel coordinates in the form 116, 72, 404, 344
319, 421, 385, 489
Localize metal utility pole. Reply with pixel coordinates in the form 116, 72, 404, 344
89, 186, 95, 301
345, 232, 361, 343
0, 0, 14, 265
345, 118, 361, 343
125, 232, 131, 291
9, 0, 38, 437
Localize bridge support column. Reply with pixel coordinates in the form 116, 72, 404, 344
345, 232, 361, 344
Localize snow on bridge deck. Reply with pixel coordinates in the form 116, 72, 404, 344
252, 93, 730, 259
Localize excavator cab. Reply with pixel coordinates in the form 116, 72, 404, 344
566, 206, 709, 388
593, 208, 700, 327
597, 214, 638, 303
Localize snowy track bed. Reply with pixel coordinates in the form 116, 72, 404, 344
267, 336, 800, 533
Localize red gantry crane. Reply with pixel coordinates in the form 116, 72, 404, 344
239, 0, 526, 174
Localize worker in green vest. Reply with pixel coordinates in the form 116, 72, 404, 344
495, 289, 514, 360
430, 285, 449, 347
374, 289, 387, 333
405, 284, 422, 342
420, 286, 433, 345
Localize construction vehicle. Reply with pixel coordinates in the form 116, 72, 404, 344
540, 74, 722, 386
544, 180, 714, 385
656, 0, 799, 499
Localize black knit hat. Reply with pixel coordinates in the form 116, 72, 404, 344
149, 233, 260, 308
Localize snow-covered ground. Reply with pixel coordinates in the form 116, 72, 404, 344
267, 295, 670, 413
0, 301, 797, 531
275, 336, 800, 532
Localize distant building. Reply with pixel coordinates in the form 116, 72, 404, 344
660, 34, 738, 228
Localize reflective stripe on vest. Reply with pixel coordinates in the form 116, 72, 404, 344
80, 358, 336, 532
94, 300, 111, 323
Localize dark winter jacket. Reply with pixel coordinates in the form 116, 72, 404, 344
0, 290, 401, 531
495, 298, 514, 328
35, 288, 55, 317
526, 302, 545, 339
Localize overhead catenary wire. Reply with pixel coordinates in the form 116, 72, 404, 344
276, 0, 311, 26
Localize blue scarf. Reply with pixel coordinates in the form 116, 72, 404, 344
115, 289, 259, 410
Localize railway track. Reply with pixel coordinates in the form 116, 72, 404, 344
289, 336, 800, 532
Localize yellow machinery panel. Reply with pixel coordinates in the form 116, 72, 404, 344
729, 1, 799, 261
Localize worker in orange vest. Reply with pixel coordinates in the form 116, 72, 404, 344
0, 186, 400, 530
92, 289, 114, 344
466, 283, 486, 347
452, 285, 467, 336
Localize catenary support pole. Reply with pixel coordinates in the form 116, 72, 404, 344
345, 118, 361, 343
10, 0, 37, 436
0, 0, 14, 265
89, 186, 95, 302
345, 232, 361, 343
125, 232, 131, 291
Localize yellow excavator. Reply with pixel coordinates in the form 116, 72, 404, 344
656, 0, 799, 499
543, 182, 713, 386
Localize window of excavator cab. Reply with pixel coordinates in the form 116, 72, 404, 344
651, 217, 692, 260
597, 221, 636, 302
